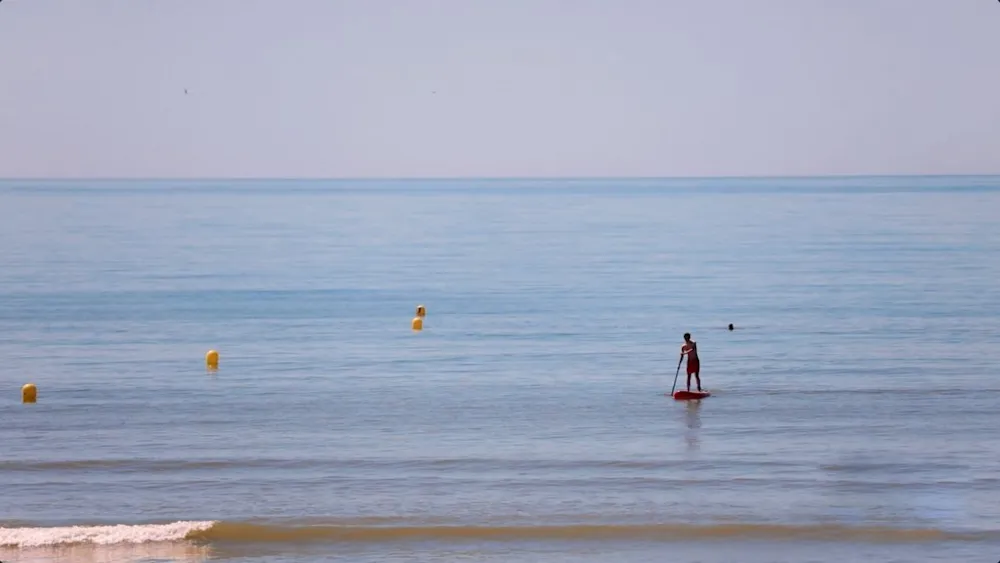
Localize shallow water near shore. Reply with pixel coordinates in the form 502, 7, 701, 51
1, 176, 999, 562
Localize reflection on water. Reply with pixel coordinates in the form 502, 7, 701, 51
684, 400, 702, 451
0, 542, 212, 563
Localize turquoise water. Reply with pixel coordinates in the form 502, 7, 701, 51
1, 177, 999, 562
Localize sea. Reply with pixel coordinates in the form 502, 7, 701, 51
1, 176, 999, 563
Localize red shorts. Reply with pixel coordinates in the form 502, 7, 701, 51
686, 357, 700, 375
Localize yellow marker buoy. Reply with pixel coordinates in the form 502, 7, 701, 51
411, 316, 423, 331
416, 305, 426, 318
206, 349, 219, 369
22, 383, 37, 404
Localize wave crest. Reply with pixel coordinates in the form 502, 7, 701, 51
2, 520, 992, 548
0, 521, 214, 548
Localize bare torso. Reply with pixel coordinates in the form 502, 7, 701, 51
681, 341, 698, 360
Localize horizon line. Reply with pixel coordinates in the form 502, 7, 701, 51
1, 173, 999, 182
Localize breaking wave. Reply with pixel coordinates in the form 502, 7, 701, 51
0, 521, 214, 548
2, 520, 995, 548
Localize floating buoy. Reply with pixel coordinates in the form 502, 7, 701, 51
412, 304, 426, 331
205, 349, 219, 369
22, 383, 37, 404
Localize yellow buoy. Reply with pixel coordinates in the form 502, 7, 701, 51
206, 349, 220, 369
416, 305, 426, 318
22, 383, 37, 404
411, 316, 423, 331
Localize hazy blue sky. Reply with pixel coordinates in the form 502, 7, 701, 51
1, 1, 997, 178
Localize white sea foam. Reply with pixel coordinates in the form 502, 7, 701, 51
0, 521, 215, 547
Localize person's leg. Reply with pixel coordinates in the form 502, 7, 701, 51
687, 361, 698, 392
694, 372, 702, 391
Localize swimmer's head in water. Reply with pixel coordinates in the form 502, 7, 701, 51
728, 323, 734, 331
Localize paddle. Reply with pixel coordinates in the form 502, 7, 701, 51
669, 354, 683, 395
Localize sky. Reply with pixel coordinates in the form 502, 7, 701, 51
0, 0, 998, 178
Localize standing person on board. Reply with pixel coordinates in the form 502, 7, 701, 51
680, 333, 701, 392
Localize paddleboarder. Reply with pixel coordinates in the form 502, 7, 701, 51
680, 333, 702, 392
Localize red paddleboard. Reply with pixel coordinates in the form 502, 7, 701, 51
671, 390, 711, 400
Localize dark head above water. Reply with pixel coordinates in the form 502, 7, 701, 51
728, 323, 734, 331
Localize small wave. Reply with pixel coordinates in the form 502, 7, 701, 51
0, 521, 214, 548
189, 521, 991, 544
2, 520, 993, 548
0, 459, 299, 472
0, 457, 800, 473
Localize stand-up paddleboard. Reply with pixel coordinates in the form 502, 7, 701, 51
671, 390, 711, 400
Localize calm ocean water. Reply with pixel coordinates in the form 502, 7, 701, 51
1, 177, 999, 563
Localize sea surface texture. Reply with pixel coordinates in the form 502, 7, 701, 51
1, 177, 999, 563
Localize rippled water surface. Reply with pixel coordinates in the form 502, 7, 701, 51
1, 177, 999, 562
